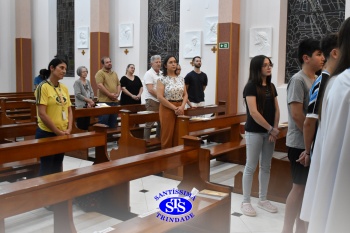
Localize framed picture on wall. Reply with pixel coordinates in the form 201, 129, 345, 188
119, 23, 134, 48
183, 31, 201, 58
77, 27, 89, 49
204, 16, 218, 45
249, 27, 273, 57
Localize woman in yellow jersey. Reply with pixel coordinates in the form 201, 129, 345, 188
34, 58, 72, 176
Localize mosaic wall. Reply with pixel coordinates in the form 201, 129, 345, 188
57, 0, 75, 76
285, 0, 345, 83
148, 0, 180, 69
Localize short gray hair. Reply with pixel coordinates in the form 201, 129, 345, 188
76, 66, 88, 76
150, 55, 161, 63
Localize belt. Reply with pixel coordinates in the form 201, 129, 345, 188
168, 99, 183, 102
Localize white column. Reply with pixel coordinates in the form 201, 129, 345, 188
346, 0, 350, 18
32, 0, 57, 79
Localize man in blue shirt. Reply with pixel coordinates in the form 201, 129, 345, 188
33, 69, 47, 90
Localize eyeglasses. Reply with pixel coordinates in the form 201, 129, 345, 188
262, 63, 273, 68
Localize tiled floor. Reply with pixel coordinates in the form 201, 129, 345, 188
3, 143, 287, 233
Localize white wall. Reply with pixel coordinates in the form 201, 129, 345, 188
0, 0, 16, 92
32, 0, 57, 90
346, 1, 350, 17
179, 0, 218, 105
110, 0, 148, 103
239, 0, 288, 122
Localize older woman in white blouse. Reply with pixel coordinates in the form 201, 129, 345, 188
157, 55, 188, 149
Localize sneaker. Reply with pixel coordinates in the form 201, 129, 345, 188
241, 202, 256, 217
257, 200, 278, 213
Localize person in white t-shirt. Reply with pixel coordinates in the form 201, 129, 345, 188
143, 55, 161, 140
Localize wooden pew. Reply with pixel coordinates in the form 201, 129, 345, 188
0, 98, 36, 125
0, 122, 39, 182
0, 127, 109, 165
110, 110, 161, 160
71, 104, 146, 134
163, 113, 246, 180
184, 101, 228, 142
69, 104, 147, 160
174, 113, 247, 162
184, 101, 226, 117
0, 95, 35, 101
0, 136, 231, 233
110, 102, 230, 161
232, 157, 292, 203
0, 92, 34, 97
0, 126, 109, 184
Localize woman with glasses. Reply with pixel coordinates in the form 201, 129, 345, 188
73, 66, 95, 130
120, 64, 143, 105
241, 55, 280, 217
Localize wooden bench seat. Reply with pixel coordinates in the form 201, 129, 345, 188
0, 98, 36, 125
0, 126, 109, 183
110, 110, 161, 160
184, 101, 226, 117
163, 113, 246, 180
0, 136, 231, 233
0, 159, 38, 181
109, 195, 229, 233
0, 129, 109, 165
111, 103, 230, 162
233, 156, 292, 203
174, 113, 247, 159
0, 122, 39, 182
184, 101, 229, 143
68, 104, 147, 159
208, 139, 246, 158
189, 127, 229, 137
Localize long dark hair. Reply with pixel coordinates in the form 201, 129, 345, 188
162, 55, 177, 77
245, 55, 275, 114
319, 17, 350, 121
332, 17, 350, 76
43, 57, 68, 77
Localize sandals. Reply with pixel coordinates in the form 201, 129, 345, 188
241, 203, 257, 217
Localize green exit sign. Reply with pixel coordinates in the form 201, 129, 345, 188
219, 42, 230, 49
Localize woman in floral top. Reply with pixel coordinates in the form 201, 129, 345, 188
157, 55, 188, 149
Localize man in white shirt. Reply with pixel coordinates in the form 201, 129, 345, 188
143, 55, 161, 139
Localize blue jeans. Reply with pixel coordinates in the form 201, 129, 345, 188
242, 132, 275, 203
35, 127, 64, 176
98, 102, 119, 128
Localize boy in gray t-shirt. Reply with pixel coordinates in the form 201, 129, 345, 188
286, 70, 314, 149
282, 38, 325, 233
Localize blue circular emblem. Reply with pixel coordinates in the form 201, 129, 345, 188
159, 197, 192, 215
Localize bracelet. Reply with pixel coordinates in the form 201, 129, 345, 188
305, 152, 310, 155
268, 126, 273, 134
